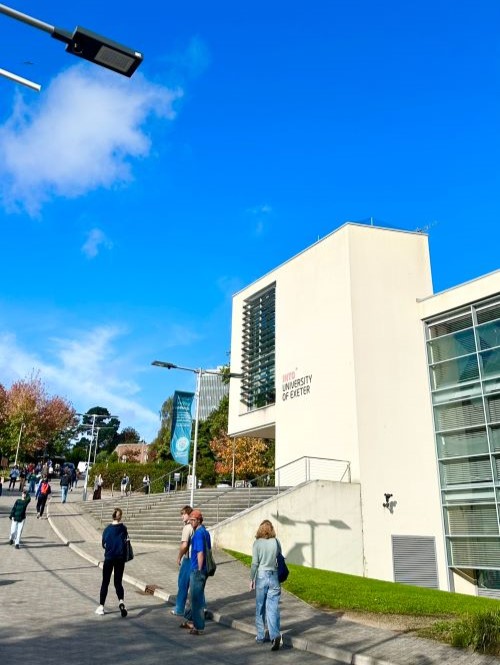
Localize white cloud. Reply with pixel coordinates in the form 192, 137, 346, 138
0, 65, 183, 216
0, 326, 159, 441
81, 228, 113, 259
246, 204, 273, 236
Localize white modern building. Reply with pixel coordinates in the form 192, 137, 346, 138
225, 222, 500, 597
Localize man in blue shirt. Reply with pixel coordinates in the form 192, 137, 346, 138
180, 509, 210, 634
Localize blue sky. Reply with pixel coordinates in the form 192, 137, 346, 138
0, 0, 499, 442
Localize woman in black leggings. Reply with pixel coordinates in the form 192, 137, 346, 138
95, 508, 129, 617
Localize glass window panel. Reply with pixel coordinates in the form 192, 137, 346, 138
432, 382, 481, 404
477, 320, 500, 351
476, 303, 500, 325
490, 426, 500, 452
487, 394, 500, 423
483, 378, 500, 395
449, 538, 500, 568
434, 398, 485, 431
440, 457, 492, 486
445, 505, 499, 536
430, 355, 479, 390
428, 312, 473, 339
437, 428, 488, 458
427, 329, 476, 363
481, 349, 500, 380
443, 487, 495, 503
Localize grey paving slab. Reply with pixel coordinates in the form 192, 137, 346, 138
0, 491, 338, 665
6, 487, 497, 665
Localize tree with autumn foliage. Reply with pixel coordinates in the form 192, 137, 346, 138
0, 374, 76, 461
210, 433, 269, 480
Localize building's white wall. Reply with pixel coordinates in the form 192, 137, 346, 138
345, 227, 448, 586
211, 480, 364, 576
228, 223, 495, 590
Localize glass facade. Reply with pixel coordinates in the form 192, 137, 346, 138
240, 283, 276, 410
426, 297, 500, 589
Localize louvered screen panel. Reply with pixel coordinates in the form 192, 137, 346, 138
437, 429, 488, 458
450, 538, 500, 567
442, 458, 492, 485
478, 587, 500, 599
487, 394, 500, 422
435, 400, 485, 431
477, 304, 500, 325
392, 536, 439, 589
446, 505, 499, 535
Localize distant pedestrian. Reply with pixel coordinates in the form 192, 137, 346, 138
142, 474, 151, 494
18, 467, 27, 492
36, 477, 51, 518
93, 474, 103, 500
60, 469, 71, 503
27, 471, 37, 494
95, 508, 129, 617
249, 519, 282, 650
120, 474, 129, 497
0, 476, 3, 496
9, 489, 31, 549
171, 505, 193, 616
180, 509, 210, 635
8, 466, 19, 491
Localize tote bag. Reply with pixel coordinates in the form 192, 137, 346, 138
276, 540, 289, 583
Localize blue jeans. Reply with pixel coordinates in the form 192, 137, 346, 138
255, 570, 281, 641
174, 557, 191, 614
61, 485, 69, 503
184, 570, 207, 630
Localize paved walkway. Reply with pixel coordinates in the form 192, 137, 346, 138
41, 491, 499, 665
0, 490, 333, 665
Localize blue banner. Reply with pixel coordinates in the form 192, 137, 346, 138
170, 391, 195, 465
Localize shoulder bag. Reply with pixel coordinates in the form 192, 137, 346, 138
276, 539, 289, 583
204, 532, 217, 576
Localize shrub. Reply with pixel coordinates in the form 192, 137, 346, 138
450, 610, 500, 654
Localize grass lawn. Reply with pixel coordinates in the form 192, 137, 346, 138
225, 549, 499, 618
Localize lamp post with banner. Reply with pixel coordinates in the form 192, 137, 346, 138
151, 361, 242, 507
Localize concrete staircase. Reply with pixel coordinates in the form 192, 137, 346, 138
80, 486, 283, 543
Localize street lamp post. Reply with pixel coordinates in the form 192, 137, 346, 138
0, 2, 143, 86
14, 422, 25, 466
76, 412, 118, 501
152, 360, 242, 507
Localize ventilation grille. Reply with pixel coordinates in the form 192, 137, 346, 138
392, 536, 439, 589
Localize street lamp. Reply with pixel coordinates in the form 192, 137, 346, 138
76, 412, 118, 500
14, 422, 25, 466
152, 360, 243, 507
0, 3, 143, 84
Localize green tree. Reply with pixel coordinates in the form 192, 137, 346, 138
149, 396, 173, 461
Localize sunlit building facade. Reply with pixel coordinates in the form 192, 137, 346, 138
227, 222, 500, 596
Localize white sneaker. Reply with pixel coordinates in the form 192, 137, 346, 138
95, 605, 105, 615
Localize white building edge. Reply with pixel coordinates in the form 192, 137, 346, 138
224, 222, 500, 597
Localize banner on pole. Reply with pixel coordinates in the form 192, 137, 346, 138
170, 391, 195, 465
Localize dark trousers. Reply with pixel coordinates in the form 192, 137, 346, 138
37, 495, 48, 516
100, 558, 125, 605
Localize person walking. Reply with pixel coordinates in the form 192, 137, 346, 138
8, 466, 19, 491
9, 489, 31, 549
27, 470, 37, 494
60, 468, 71, 503
249, 519, 282, 650
120, 474, 129, 497
142, 474, 151, 494
180, 509, 210, 635
93, 474, 103, 500
171, 505, 193, 616
95, 508, 129, 617
35, 477, 51, 518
